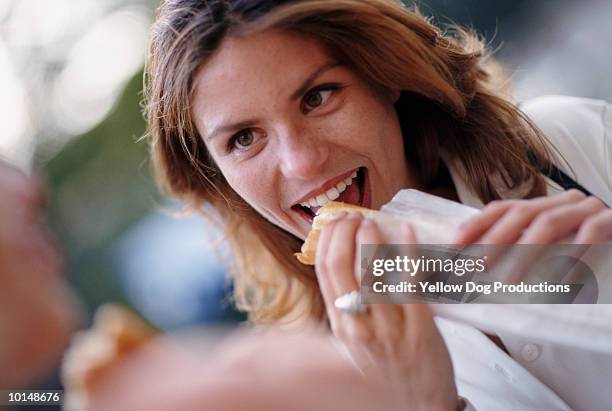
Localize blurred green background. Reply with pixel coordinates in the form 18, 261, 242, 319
43, 71, 151, 314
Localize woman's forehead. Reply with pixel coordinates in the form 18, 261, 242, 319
196, 31, 332, 91
191, 31, 339, 130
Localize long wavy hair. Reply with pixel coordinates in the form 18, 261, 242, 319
144, 0, 553, 325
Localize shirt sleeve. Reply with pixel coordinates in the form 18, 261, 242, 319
520, 95, 612, 205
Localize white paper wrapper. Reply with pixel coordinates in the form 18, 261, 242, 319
375, 189, 480, 243
376, 189, 612, 353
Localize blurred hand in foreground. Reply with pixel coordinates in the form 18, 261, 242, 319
0, 160, 81, 388
82, 327, 407, 411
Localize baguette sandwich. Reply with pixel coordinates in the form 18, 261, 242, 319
295, 202, 376, 265
295, 189, 481, 265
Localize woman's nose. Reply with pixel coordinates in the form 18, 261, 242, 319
277, 127, 328, 180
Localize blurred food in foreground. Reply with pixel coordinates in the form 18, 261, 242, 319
62, 303, 158, 411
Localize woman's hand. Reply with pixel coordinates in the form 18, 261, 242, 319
454, 189, 612, 244
315, 212, 458, 410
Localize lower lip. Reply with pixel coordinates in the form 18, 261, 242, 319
294, 167, 372, 225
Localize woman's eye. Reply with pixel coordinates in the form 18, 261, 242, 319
302, 87, 335, 111
234, 130, 254, 148
305, 91, 325, 107
229, 129, 255, 151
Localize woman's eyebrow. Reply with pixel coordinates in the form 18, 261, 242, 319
289, 61, 341, 101
205, 62, 340, 142
205, 119, 258, 142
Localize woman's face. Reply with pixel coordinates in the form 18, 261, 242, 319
192, 30, 419, 240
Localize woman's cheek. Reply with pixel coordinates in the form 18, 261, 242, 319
228, 171, 270, 211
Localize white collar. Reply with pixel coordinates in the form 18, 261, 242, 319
439, 151, 563, 210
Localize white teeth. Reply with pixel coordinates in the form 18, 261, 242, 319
298, 169, 360, 210
315, 194, 328, 206
326, 187, 340, 201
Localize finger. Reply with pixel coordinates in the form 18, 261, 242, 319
315, 212, 354, 330
324, 212, 363, 298
355, 219, 403, 336
355, 218, 383, 285
519, 196, 606, 244
315, 214, 345, 325
356, 219, 404, 341
397, 222, 425, 286
453, 200, 512, 244
456, 190, 586, 244
574, 209, 612, 244
315, 211, 347, 271
478, 206, 543, 244
321, 213, 375, 347
481, 190, 587, 244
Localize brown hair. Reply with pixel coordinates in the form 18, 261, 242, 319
144, 0, 552, 325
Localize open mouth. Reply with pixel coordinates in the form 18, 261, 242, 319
291, 167, 371, 225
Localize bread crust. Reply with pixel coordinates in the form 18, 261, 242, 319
295, 201, 377, 265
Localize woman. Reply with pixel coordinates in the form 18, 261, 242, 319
144, 0, 612, 409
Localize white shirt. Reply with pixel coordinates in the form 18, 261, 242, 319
447, 95, 612, 208
440, 96, 612, 411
